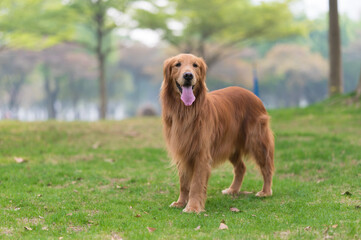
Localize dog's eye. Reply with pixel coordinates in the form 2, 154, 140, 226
193, 63, 198, 68
175, 62, 181, 67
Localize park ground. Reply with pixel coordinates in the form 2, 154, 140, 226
0, 97, 360, 239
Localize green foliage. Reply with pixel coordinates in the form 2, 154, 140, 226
259, 44, 328, 107
0, 0, 75, 49
1, 105, 361, 238
0, 0, 131, 50
307, 14, 361, 58
68, 0, 131, 53
135, 0, 306, 66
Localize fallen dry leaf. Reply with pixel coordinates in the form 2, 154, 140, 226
66, 213, 73, 216
39, 216, 44, 219
14, 207, 21, 211
14, 157, 26, 163
204, 214, 209, 217
92, 142, 100, 149
42, 226, 48, 231
104, 158, 115, 163
143, 211, 149, 214
147, 227, 156, 233
342, 191, 352, 196
37, 194, 42, 197
116, 185, 128, 190
59, 237, 63, 240
111, 233, 123, 240
332, 224, 338, 229
194, 225, 201, 231
24, 226, 32, 231
280, 231, 290, 237
304, 226, 311, 231
219, 223, 228, 230
129, 206, 133, 209
135, 214, 141, 218
316, 179, 324, 184
252, 214, 256, 217
230, 207, 240, 212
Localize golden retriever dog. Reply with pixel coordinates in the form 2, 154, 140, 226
160, 53, 274, 213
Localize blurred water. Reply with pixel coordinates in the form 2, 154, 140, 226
1, 103, 127, 121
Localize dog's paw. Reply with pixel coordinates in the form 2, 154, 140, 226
222, 188, 239, 195
182, 204, 204, 213
255, 190, 272, 197
169, 201, 186, 208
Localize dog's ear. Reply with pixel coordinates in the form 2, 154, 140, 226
163, 57, 174, 81
198, 57, 208, 80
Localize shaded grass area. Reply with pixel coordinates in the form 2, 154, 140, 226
0, 104, 360, 239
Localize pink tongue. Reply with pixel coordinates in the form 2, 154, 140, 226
181, 86, 195, 106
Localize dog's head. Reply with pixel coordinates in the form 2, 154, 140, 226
163, 54, 208, 106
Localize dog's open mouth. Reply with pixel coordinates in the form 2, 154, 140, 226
176, 82, 196, 106
176, 82, 194, 94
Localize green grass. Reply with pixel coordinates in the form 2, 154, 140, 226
0, 104, 360, 239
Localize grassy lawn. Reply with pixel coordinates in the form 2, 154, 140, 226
1, 102, 360, 239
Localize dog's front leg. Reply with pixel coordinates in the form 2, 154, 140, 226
170, 166, 192, 208
183, 155, 211, 213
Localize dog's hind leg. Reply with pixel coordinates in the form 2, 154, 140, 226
222, 151, 247, 195
254, 146, 274, 197
250, 118, 274, 197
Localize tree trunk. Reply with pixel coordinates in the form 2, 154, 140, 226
9, 74, 26, 110
98, 53, 107, 119
96, 5, 107, 120
69, 75, 80, 120
43, 66, 59, 119
328, 0, 343, 96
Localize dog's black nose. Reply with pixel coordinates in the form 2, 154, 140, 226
183, 72, 193, 81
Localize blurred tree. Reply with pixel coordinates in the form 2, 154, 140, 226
207, 50, 254, 89
344, 31, 361, 101
58, 48, 97, 118
40, 46, 65, 119
39, 43, 97, 119
356, 71, 361, 100
135, 0, 305, 68
117, 44, 163, 108
0, 50, 38, 112
307, 14, 359, 59
0, 0, 74, 50
259, 44, 328, 107
328, 0, 343, 96
68, 0, 133, 119
343, 31, 361, 93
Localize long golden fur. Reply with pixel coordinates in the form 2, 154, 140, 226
161, 53, 274, 213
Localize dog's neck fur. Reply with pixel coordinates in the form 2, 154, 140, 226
160, 78, 210, 162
